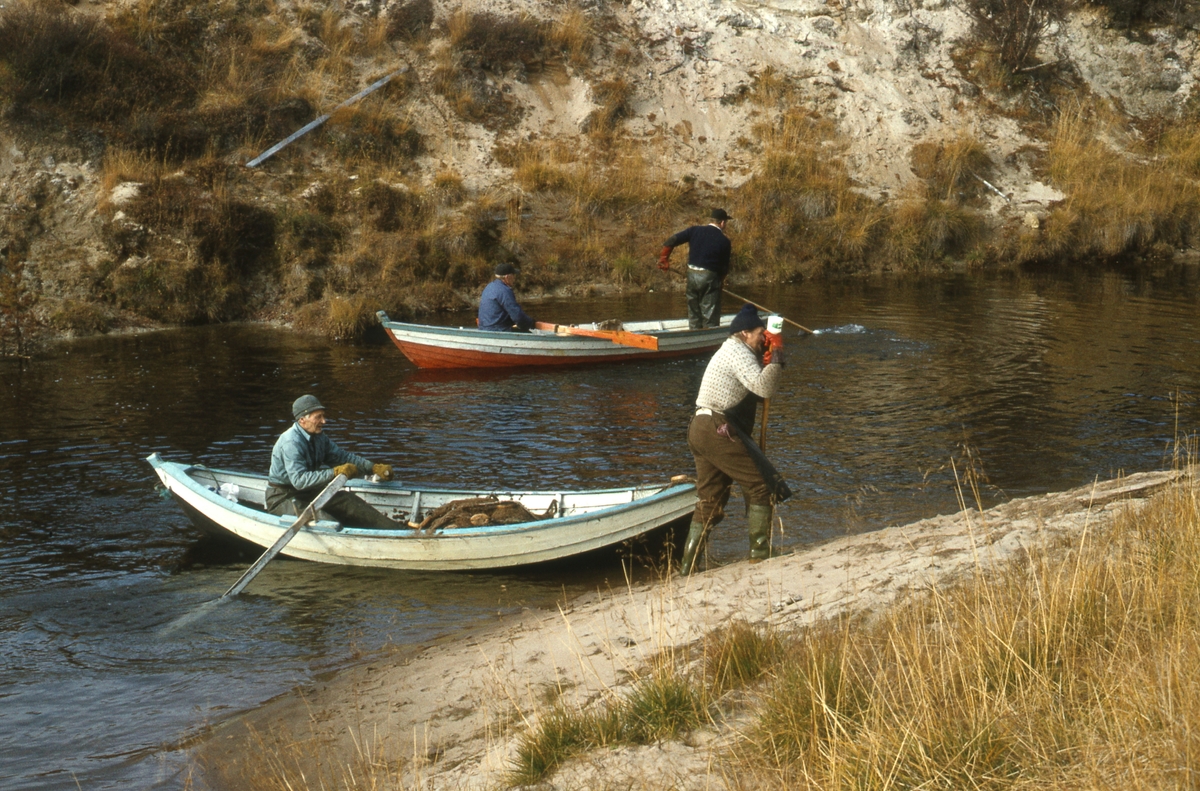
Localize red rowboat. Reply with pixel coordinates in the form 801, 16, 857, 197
377, 311, 735, 370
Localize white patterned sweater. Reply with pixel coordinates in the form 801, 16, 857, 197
695, 336, 782, 413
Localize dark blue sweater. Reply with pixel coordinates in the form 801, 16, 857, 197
478, 278, 535, 331
664, 224, 731, 278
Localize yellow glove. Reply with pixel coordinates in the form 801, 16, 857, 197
372, 463, 393, 481
332, 463, 358, 479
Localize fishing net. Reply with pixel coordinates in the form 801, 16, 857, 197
414, 496, 558, 532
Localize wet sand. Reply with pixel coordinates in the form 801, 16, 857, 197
192, 469, 1189, 790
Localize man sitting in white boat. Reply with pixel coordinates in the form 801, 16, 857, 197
266, 395, 404, 529
478, 262, 537, 332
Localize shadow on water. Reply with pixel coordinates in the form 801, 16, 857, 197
1, 269, 1199, 788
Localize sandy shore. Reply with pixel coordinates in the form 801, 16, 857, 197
192, 469, 1188, 790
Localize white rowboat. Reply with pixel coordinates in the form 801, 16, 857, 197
148, 454, 696, 571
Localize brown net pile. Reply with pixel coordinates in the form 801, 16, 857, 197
414, 496, 558, 532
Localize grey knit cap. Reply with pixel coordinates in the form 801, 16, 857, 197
292, 394, 326, 419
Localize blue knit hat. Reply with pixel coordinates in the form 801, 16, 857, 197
728, 303, 764, 334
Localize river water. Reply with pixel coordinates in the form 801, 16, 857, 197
2, 268, 1199, 789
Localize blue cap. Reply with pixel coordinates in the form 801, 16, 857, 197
728, 303, 764, 334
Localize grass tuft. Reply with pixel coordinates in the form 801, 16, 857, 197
622, 661, 707, 744
447, 9, 548, 74
386, 0, 434, 42
583, 78, 633, 140
103, 172, 277, 324
510, 650, 710, 784
511, 707, 589, 783
909, 134, 994, 202
548, 6, 593, 69
703, 620, 783, 695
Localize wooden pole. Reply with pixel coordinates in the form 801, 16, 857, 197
759, 399, 770, 450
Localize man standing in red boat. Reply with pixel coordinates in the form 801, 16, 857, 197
266, 395, 404, 529
478, 262, 537, 332
680, 304, 791, 575
658, 208, 732, 329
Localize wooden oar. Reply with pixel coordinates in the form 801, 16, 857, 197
660, 267, 814, 334
220, 474, 346, 598
533, 321, 659, 351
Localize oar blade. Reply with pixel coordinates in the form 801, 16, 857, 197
608, 330, 658, 350
221, 474, 347, 599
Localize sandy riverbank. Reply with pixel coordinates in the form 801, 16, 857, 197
191, 468, 1190, 790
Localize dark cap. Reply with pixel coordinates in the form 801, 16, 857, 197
710, 208, 731, 222
728, 303, 764, 334
292, 394, 326, 420
495, 262, 519, 276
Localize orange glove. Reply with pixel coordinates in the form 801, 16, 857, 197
763, 331, 784, 365
332, 463, 358, 479
657, 246, 673, 270
372, 463, 393, 481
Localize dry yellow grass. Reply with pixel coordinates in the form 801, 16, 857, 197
99, 147, 166, 198
744, 471, 1200, 789
910, 133, 993, 201
1044, 103, 1200, 259
549, 6, 593, 69
734, 98, 882, 277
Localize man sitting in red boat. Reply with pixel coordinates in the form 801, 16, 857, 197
478, 262, 537, 332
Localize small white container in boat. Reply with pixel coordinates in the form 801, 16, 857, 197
218, 483, 240, 502
766, 315, 784, 334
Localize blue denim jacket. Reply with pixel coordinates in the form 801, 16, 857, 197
267, 423, 373, 492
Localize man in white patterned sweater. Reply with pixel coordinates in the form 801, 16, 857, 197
681, 303, 788, 575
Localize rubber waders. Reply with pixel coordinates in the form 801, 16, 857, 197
748, 503, 773, 561
679, 521, 707, 576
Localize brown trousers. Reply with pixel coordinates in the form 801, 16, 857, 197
265, 484, 401, 530
687, 413, 772, 528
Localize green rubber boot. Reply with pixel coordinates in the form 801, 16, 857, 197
679, 521, 707, 576
748, 504, 773, 562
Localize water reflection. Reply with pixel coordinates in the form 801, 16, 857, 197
1, 269, 1199, 789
